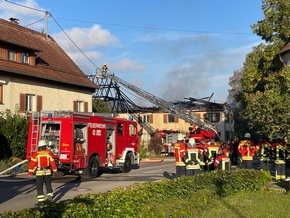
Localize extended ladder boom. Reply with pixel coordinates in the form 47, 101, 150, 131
103, 73, 217, 134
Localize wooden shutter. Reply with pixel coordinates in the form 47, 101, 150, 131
36, 95, 43, 112
19, 93, 26, 112
163, 114, 167, 123
84, 101, 88, 112
149, 114, 153, 123
174, 116, 179, 123
73, 101, 77, 112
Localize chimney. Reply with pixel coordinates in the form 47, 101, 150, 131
9, 18, 19, 24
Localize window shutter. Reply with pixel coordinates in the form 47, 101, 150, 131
36, 95, 43, 112
163, 114, 167, 123
203, 113, 208, 120
19, 93, 26, 112
149, 114, 153, 123
84, 101, 88, 112
0, 85, 3, 104
73, 101, 77, 112
174, 116, 179, 123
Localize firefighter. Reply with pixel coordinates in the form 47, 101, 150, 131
204, 139, 219, 171
28, 140, 57, 205
174, 133, 186, 177
214, 146, 231, 170
195, 139, 207, 171
184, 137, 203, 176
272, 139, 287, 181
106, 141, 113, 167
102, 64, 108, 75
256, 138, 272, 171
238, 133, 257, 169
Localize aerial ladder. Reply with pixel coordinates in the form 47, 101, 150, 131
87, 69, 220, 139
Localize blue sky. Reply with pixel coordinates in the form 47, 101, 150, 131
0, 0, 264, 104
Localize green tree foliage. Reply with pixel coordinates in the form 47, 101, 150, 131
92, 98, 112, 113
0, 110, 29, 159
233, 0, 290, 139
148, 133, 163, 155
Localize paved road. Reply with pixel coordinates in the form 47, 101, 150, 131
0, 158, 176, 213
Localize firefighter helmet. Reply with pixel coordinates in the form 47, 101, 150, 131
244, 133, 251, 139
177, 133, 183, 141
38, 140, 47, 147
188, 138, 196, 147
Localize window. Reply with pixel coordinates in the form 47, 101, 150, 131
73, 101, 83, 112
0, 85, 3, 104
118, 123, 123, 135
168, 114, 175, 123
8, 50, 16, 61
129, 124, 137, 136
22, 53, 29, 64
143, 115, 150, 123
206, 113, 220, 123
26, 94, 35, 112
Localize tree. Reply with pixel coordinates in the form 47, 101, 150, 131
92, 98, 112, 113
232, 0, 290, 139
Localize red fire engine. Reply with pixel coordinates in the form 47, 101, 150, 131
155, 129, 180, 155
26, 111, 140, 179
188, 124, 216, 143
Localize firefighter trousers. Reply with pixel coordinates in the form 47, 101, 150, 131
36, 175, 53, 202
260, 161, 271, 171
176, 166, 186, 178
241, 160, 253, 169
274, 163, 286, 180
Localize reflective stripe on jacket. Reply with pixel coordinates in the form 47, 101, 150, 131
28, 149, 57, 176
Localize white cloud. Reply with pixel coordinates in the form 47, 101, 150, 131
0, 0, 46, 30
52, 24, 121, 52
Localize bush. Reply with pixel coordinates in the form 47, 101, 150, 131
1, 169, 272, 218
0, 109, 29, 159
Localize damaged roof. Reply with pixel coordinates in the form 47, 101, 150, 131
0, 18, 98, 91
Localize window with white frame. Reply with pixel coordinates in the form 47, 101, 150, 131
77, 101, 83, 112
22, 52, 29, 64
143, 115, 150, 123
8, 50, 16, 61
26, 94, 35, 111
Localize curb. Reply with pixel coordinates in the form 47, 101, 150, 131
140, 158, 165, 164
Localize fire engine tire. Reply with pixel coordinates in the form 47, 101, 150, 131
122, 153, 132, 173
85, 156, 100, 179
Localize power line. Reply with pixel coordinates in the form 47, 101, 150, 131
55, 17, 253, 35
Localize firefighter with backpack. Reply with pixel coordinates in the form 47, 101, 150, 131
28, 140, 57, 205
174, 133, 187, 177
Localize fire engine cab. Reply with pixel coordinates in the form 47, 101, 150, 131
26, 111, 140, 179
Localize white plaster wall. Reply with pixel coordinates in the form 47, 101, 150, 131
0, 75, 93, 112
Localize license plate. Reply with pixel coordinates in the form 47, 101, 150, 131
60, 154, 67, 159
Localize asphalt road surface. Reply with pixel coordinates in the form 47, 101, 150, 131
0, 157, 176, 213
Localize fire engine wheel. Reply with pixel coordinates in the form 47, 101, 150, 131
85, 156, 100, 179
122, 153, 132, 173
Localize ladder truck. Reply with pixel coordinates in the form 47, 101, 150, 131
87, 70, 220, 143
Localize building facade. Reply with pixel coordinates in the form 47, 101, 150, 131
0, 18, 98, 113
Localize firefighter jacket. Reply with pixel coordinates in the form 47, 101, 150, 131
28, 149, 57, 176
195, 143, 206, 166
238, 139, 257, 161
257, 141, 272, 162
272, 142, 287, 164
214, 153, 230, 170
174, 142, 186, 166
184, 147, 203, 170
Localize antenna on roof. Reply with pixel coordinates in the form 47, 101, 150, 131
9, 18, 19, 24
45, 11, 49, 37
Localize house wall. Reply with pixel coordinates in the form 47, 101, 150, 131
0, 75, 92, 112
